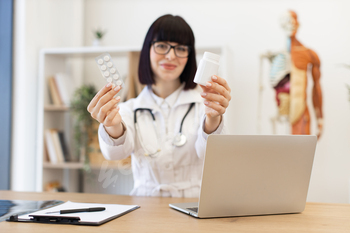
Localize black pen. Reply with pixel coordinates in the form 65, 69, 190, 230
45, 207, 106, 214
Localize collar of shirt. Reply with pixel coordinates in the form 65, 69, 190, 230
149, 83, 185, 109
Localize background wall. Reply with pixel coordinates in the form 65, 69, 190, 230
12, 0, 350, 203
11, 0, 84, 191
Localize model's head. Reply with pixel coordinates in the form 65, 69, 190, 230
280, 10, 299, 37
138, 14, 197, 90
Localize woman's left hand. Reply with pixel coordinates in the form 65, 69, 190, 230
199, 75, 231, 134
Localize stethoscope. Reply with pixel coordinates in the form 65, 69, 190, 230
134, 103, 195, 157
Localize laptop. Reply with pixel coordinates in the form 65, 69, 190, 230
169, 135, 317, 218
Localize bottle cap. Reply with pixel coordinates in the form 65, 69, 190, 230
203, 52, 220, 63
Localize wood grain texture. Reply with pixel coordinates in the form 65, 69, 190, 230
0, 191, 349, 233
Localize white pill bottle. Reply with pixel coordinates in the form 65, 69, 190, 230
193, 52, 220, 85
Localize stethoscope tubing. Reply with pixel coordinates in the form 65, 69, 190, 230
134, 103, 195, 157
179, 103, 195, 133
134, 108, 155, 123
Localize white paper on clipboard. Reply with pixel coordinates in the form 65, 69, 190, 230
18, 201, 140, 225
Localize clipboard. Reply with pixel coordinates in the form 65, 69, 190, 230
7, 201, 140, 226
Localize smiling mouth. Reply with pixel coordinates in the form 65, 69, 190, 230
161, 64, 177, 70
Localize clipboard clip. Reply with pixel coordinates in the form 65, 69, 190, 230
7, 215, 31, 222
29, 215, 81, 224
7, 214, 80, 224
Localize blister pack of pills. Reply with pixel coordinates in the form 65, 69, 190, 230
95, 53, 123, 88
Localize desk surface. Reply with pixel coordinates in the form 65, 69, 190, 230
1, 191, 349, 233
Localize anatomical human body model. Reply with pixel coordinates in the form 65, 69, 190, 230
259, 10, 323, 138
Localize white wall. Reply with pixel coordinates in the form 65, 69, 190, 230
83, 0, 350, 203
12, 0, 350, 203
11, 0, 84, 191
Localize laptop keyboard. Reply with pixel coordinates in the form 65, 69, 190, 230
186, 207, 198, 213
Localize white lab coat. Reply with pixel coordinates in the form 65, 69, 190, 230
98, 85, 228, 198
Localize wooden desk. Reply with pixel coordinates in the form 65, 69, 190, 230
1, 191, 349, 232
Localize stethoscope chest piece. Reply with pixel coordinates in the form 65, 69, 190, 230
173, 133, 187, 147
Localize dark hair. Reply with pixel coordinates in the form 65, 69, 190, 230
138, 14, 197, 90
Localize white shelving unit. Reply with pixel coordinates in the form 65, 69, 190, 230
36, 45, 224, 193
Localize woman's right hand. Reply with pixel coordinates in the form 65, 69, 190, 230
87, 83, 124, 139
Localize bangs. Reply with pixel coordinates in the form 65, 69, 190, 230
139, 14, 197, 90
153, 16, 193, 46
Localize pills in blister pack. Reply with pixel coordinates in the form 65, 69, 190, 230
95, 53, 123, 88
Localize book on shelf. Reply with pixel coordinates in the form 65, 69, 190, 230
48, 77, 63, 106
44, 129, 58, 164
44, 129, 71, 163
51, 129, 65, 163
54, 73, 74, 107
57, 131, 71, 162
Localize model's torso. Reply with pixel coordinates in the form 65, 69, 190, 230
271, 46, 314, 123
120, 86, 205, 197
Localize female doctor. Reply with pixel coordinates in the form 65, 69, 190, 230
87, 14, 231, 198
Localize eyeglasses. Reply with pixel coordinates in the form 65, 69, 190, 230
151, 41, 191, 58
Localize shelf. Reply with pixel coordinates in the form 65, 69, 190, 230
43, 162, 84, 169
44, 105, 70, 111
39, 46, 222, 58
40, 46, 141, 58
43, 162, 131, 170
